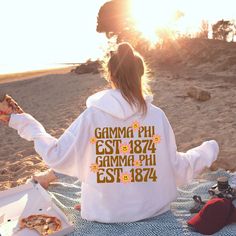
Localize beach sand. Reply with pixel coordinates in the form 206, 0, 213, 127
0, 63, 235, 190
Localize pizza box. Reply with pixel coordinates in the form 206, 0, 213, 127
0, 181, 74, 236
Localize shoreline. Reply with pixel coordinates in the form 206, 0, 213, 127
0, 65, 78, 85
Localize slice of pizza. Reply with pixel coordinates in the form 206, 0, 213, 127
19, 214, 62, 236
0, 94, 24, 114
0, 94, 24, 124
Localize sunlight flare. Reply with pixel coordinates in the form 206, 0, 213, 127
130, 0, 178, 43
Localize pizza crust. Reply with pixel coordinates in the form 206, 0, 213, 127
0, 94, 24, 114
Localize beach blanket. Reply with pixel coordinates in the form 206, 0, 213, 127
48, 170, 236, 236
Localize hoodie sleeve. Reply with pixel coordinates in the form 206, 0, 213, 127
9, 112, 88, 180
162, 112, 219, 186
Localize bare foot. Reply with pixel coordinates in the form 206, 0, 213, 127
32, 169, 57, 189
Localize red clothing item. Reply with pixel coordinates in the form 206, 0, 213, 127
228, 203, 236, 224
188, 197, 236, 235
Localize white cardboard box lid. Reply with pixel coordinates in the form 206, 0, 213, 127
0, 182, 74, 236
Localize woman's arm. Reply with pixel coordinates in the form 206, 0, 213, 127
162, 112, 219, 186
9, 112, 88, 180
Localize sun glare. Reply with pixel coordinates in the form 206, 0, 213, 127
130, 0, 178, 44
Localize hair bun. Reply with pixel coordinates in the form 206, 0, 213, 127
117, 43, 134, 59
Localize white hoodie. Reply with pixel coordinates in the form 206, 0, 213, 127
9, 89, 219, 223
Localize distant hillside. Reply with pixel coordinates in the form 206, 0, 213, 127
150, 39, 236, 75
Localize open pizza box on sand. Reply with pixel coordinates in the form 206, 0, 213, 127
0, 181, 74, 236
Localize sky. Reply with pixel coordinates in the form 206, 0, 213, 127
172, 0, 235, 33
0, 0, 107, 74
0, 0, 235, 74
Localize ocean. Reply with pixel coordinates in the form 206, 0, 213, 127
0, 62, 85, 76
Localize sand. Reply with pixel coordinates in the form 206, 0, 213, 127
0, 51, 235, 191
0, 69, 107, 190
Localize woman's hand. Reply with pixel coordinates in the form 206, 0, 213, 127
0, 113, 10, 124
0, 94, 24, 125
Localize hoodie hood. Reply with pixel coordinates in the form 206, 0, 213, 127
86, 89, 153, 120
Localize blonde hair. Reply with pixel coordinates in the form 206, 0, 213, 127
105, 42, 151, 115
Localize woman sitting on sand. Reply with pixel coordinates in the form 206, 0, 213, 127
0, 43, 219, 223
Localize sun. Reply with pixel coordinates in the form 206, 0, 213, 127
130, 0, 179, 44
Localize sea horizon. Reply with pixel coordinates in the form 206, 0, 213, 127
0, 62, 86, 76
